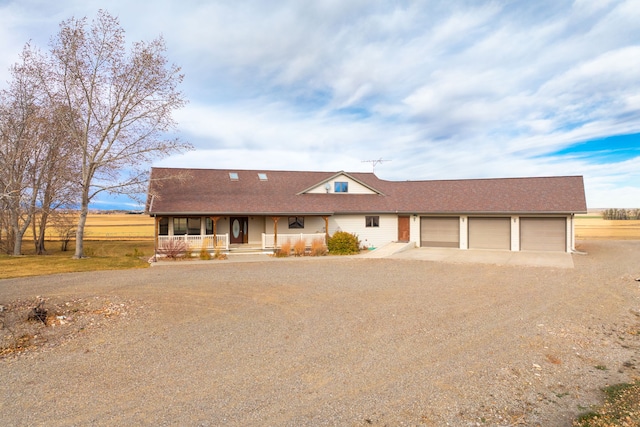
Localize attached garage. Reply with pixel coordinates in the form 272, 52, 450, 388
421, 217, 460, 248
520, 217, 566, 252
468, 217, 511, 250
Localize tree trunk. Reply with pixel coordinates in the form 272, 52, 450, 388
35, 210, 49, 255
12, 229, 22, 256
74, 189, 90, 258
9, 208, 30, 256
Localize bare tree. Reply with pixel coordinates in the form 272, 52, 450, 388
40, 10, 190, 258
30, 106, 79, 254
49, 209, 77, 251
0, 47, 49, 255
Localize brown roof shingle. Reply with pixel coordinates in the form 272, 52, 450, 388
146, 168, 587, 215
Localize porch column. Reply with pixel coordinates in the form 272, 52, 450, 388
322, 216, 329, 243
154, 216, 160, 260
211, 216, 220, 248
271, 217, 280, 248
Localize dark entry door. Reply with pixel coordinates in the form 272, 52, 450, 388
398, 216, 410, 242
230, 217, 248, 244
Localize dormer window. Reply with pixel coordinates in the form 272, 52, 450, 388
334, 182, 348, 193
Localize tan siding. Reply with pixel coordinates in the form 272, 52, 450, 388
329, 214, 397, 249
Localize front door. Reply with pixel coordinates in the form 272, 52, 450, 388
398, 216, 410, 242
230, 217, 248, 244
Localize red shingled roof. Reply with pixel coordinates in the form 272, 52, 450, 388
146, 168, 587, 215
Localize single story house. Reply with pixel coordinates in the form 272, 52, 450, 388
145, 167, 587, 254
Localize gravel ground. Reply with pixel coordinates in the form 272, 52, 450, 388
1, 240, 639, 426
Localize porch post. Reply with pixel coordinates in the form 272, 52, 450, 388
211, 216, 220, 248
322, 216, 329, 243
271, 217, 280, 248
154, 216, 160, 261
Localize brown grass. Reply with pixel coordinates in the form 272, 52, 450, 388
276, 241, 291, 257
293, 239, 306, 256
575, 217, 640, 240
310, 238, 328, 256
0, 240, 154, 279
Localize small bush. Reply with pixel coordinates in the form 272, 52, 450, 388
213, 248, 227, 260
327, 231, 360, 255
158, 239, 189, 259
199, 243, 212, 260
293, 239, 306, 257
276, 241, 291, 257
310, 238, 327, 256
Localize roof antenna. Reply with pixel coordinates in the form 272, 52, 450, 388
361, 158, 391, 173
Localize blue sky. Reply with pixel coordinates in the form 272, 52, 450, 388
1, 0, 639, 209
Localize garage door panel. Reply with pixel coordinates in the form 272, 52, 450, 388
520, 218, 566, 252
421, 217, 459, 247
468, 217, 511, 250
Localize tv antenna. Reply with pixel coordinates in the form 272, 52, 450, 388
362, 158, 391, 173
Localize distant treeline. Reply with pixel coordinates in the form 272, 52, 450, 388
601, 209, 640, 220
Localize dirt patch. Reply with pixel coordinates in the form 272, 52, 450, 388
1, 296, 142, 357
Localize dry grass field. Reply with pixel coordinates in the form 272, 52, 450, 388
575, 216, 640, 240
23, 213, 156, 241
82, 213, 155, 239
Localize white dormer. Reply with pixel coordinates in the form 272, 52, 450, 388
300, 172, 383, 195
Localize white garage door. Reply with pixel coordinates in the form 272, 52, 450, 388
468, 217, 511, 250
520, 217, 566, 252
421, 217, 460, 248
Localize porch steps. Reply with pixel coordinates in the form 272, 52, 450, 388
227, 244, 274, 255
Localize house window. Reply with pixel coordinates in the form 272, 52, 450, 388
365, 216, 379, 227
159, 217, 168, 235
205, 218, 214, 235
229, 172, 239, 180
288, 216, 304, 229
187, 217, 201, 235
258, 173, 268, 181
335, 182, 348, 193
173, 217, 187, 235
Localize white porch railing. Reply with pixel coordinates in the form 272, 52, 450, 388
158, 234, 229, 250
262, 233, 326, 249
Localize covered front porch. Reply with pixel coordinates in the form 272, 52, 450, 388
153, 214, 330, 253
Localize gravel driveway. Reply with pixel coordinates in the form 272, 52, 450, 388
1, 240, 639, 426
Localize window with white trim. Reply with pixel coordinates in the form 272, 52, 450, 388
334, 182, 348, 193
365, 216, 379, 227
173, 217, 187, 235
288, 216, 304, 229
187, 217, 201, 235
159, 217, 169, 235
